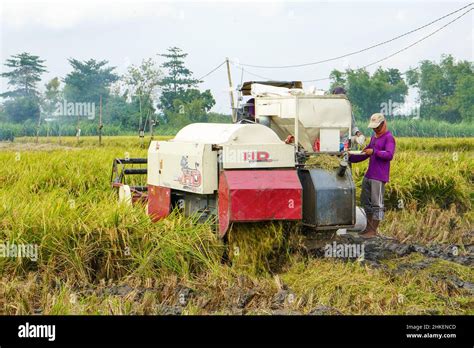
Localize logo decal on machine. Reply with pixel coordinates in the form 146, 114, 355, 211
243, 151, 272, 163
176, 156, 202, 190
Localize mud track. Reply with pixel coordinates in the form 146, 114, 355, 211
321, 233, 474, 267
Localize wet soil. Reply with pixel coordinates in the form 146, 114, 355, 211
64, 234, 473, 315
317, 234, 474, 267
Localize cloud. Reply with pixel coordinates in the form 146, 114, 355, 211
395, 10, 406, 22
1, 0, 178, 30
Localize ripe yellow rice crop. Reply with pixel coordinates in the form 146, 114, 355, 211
0, 136, 473, 315
304, 154, 342, 170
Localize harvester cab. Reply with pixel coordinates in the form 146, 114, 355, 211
112, 80, 366, 238
236, 81, 303, 124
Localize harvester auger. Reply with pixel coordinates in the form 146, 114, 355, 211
111, 81, 367, 245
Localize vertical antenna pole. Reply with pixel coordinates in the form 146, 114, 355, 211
294, 96, 299, 156
99, 95, 103, 146
226, 57, 237, 122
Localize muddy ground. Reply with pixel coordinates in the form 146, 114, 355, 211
34, 235, 471, 315
334, 234, 474, 267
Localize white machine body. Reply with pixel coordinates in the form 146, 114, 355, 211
148, 123, 295, 194
254, 94, 353, 152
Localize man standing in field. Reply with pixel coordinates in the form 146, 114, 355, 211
349, 113, 396, 239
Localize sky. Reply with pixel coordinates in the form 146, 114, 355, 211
1, 0, 473, 114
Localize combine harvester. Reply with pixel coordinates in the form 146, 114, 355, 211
112, 81, 366, 244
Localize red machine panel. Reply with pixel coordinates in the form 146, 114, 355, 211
147, 185, 171, 222
218, 170, 302, 236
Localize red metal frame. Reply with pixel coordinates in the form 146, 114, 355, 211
218, 170, 302, 236
147, 185, 171, 222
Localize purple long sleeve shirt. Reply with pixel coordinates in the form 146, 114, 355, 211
349, 131, 396, 183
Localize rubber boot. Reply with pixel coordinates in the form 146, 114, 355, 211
360, 216, 378, 239
361, 214, 373, 234
371, 219, 380, 235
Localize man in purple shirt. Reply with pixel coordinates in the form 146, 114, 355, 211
349, 113, 396, 238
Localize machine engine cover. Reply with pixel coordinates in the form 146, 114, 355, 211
218, 170, 302, 236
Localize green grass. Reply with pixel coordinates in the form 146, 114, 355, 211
2, 117, 473, 141
360, 119, 474, 137
395, 137, 474, 151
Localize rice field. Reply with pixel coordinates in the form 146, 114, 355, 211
0, 136, 473, 315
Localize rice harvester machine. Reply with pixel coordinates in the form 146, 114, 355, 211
111, 81, 366, 237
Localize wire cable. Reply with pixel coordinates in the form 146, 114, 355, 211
239, 3, 473, 69
197, 60, 226, 81
359, 8, 473, 71
301, 7, 473, 82
238, 67, 274, 81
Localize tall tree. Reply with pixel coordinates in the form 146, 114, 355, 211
1, 52, 47, 122
41, 77, 62, 117
103, 95, 140, 129
449, 74, 474, 123
1, 52, 47, 98
329, 67, 408, 120
180, 88, 215, 112
122, 58, 162, 130
158, 47, 201, 111
63, 58, 118, 104
406, 55, 473, 122
158, 47, 216, 124
3, 97, 40, 123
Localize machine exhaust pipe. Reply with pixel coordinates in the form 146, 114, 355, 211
337, 160, 348, 177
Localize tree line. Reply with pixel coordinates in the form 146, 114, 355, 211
0, 47, 227, 136
329, 55, 473, 124
0, 50, 472, 138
